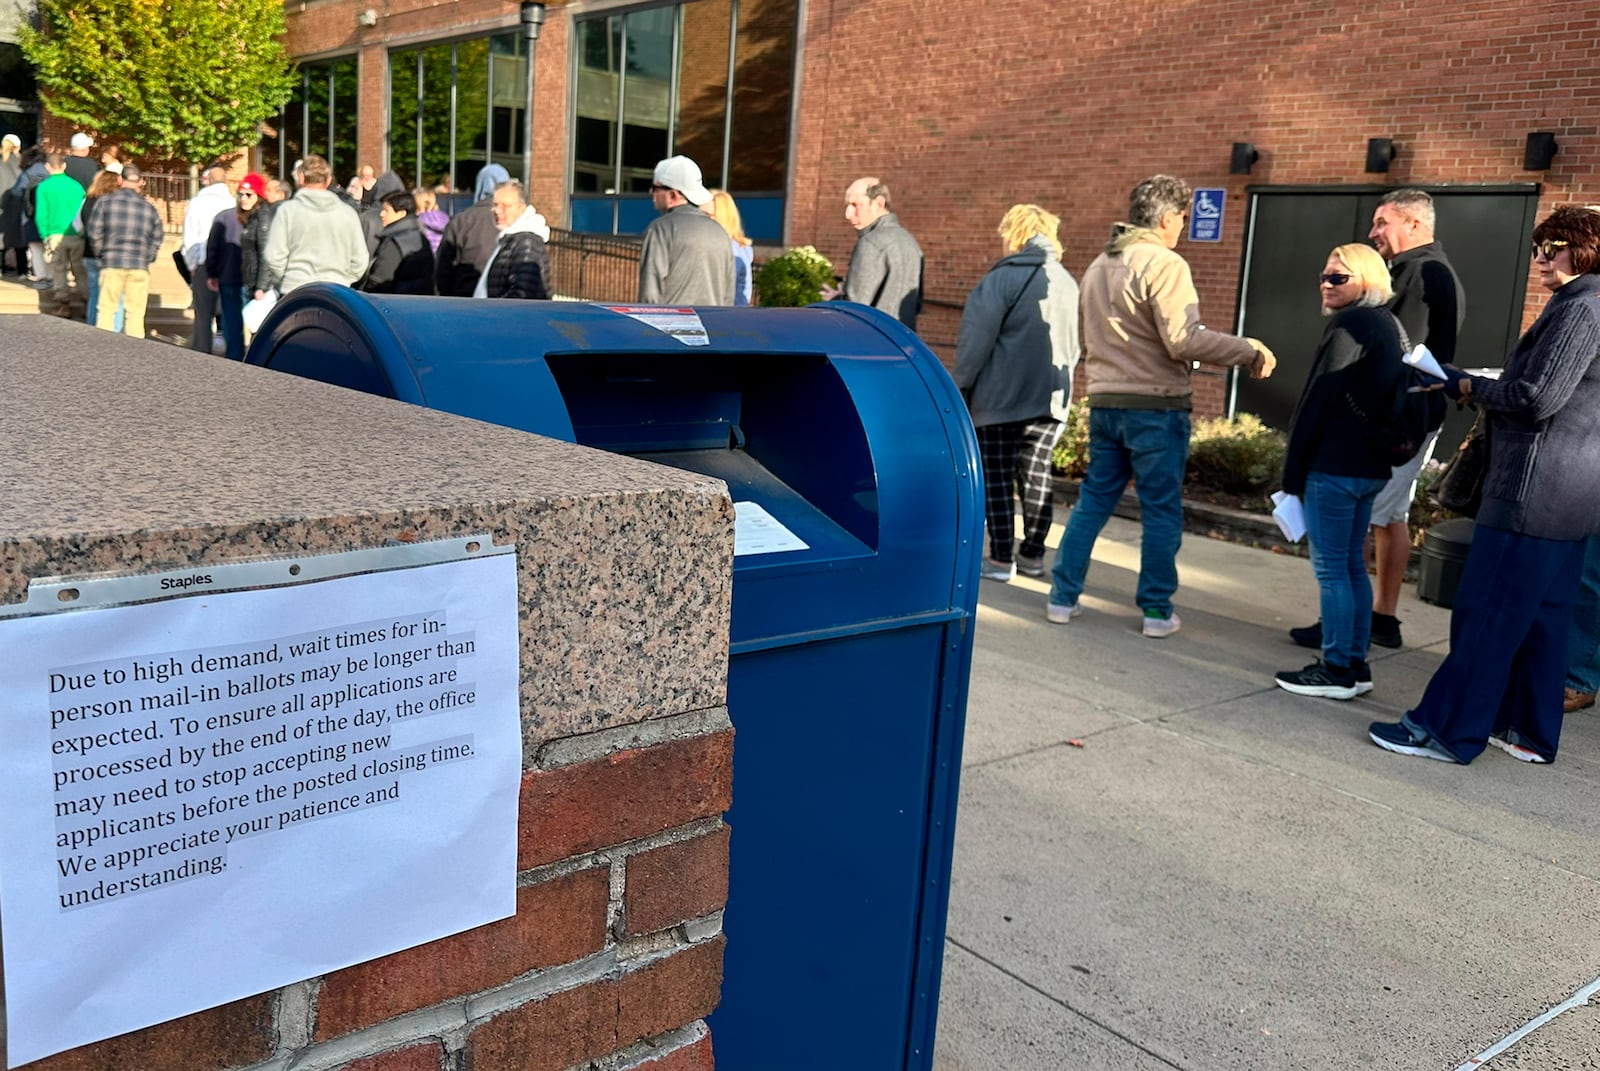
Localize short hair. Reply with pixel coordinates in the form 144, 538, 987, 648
1128, 175, 1191, 229
205, 165, 227, 185
997, 204, 1062, 256
87, 169, 122, 198
120, 163, 143, 183
300, 155, 332, 186
854, 177, 891, 212
705, 189, 750, 246
45, 152, 65, 169
493, 180, 527, 208
266, 178, 287, 199
1329, 243, 1394, 307
412, 187, 437, 213
382, 191, 416, 216
1532, 205, 1600, 275
1378, 189, 1435, 232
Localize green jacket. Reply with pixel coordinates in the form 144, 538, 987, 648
35, 173, 86, 239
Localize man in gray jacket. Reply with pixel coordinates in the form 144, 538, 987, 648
262, 155, 368, 294
823, 177, 924, 330
638, 156, 733, 306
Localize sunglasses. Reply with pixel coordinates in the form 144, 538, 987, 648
1532, 239, 1570, 260
1319, 272, 1353, 286
650, 184, 670, 192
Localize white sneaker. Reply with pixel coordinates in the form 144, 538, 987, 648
1142, 613, 1182, 639
981, 558, 1016, 582
1016, 554, 1046, 578
1046, 600, 1081, 624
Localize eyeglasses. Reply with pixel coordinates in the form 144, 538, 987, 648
1532, 239, 1570, 260
650, 184, 670, 192
1319, 272, 1353, 286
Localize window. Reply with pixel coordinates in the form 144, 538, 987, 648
260, 57, 359, 184
570, 0, 798, 240
387, 32, 529, 197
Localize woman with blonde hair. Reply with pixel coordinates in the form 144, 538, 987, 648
413, 186, 448, 254
704, 189, 753, 305
1274, 242, 1406, 700
952, 203, 1081, 582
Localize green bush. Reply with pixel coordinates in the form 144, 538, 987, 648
1186, 413, 1287, 494
1050, 399, 1091, 478
754, 245, 834, 307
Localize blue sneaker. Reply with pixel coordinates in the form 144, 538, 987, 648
1368, 717, 1462, 763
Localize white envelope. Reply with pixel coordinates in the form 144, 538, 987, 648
242, 289, 279, 334
1270, 491, 1307, 543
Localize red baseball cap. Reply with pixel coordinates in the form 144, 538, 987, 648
238, 172, 266, 197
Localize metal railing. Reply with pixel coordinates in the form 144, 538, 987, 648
137, 172, 197, 237
545, 227, 642, 304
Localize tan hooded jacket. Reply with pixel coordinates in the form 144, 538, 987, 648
1080, 224, 1259, 407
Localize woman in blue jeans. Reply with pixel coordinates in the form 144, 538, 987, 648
1275, 243, 1406, 700
1370, 206, 1600, 764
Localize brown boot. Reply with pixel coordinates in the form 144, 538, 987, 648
1563, 687, 1595, 714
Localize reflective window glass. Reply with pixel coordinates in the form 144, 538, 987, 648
676, 0, 732, 188
573, 17, 621, 193
453, 38, 490, 194
389, 50, 420, 188
282, 73, 306, 177
330, 56, 360, 182
487, 33, 527, 179
619, 7, 675, 192
420, 43, 456, 190
727, 0, 796, 191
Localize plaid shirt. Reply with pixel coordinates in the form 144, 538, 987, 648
87, 188, 164, 270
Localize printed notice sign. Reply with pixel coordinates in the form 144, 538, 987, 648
0, 552, 522, 1068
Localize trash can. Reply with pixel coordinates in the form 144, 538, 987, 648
247, 287, 983, 1071
1417, 517, 1475, 608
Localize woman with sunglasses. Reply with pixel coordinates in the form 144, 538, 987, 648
1275, 244, 1408, 700
1369, 206, 1600, 764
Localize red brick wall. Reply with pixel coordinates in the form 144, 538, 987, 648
30, 717, 732, 1071
789, 0, 1600, 413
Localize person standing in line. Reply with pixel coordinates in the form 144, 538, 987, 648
434, 163, 508, 296
474, 182, 550, 300
1368, 206, 1600, 765
260, 154, 368, 294
638, 155, 733, 306
0, 134, 23, 276
63, 132, 98, 189
206, 173, 261, 359
414, 187, 448, 255
183, 165, 236, 352
80, 166, 125, 330
85, 164, 163, 338
704, 189, 753, 306
821, 177, 924, 329
1290, 188, 1465, 651
360, 191, 436, 295
1045, 174, 1275, 638
953, 203, 1081, 582
13, 146, 51, 284
241, 178, 286, 303
34, 153, 87, 317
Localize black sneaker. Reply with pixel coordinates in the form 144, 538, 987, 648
1352, 660, 1373, 696
1289, 621, 1322, 649
1275, 660, 1360, 700
1370, 612, 1403, 649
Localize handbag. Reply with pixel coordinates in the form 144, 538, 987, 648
1433, 412, 1489, 517
171, 248, 192, 286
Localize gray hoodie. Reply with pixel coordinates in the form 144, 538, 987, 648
262, 187, 369, 293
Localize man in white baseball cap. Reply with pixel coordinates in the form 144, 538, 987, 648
65, 132, 97, 189
637, 154, 733, 305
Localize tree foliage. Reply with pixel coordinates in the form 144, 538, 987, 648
20, 0, 298, 166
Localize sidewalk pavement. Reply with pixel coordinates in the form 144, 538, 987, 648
935, 515, 1600, 1071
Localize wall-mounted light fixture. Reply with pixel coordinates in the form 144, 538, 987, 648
357, 9, 378, 26
1229, 142, 1259, 175
1364, 138, 1395, 174
520, 3, 547, 190
1524, 131, 1558, 171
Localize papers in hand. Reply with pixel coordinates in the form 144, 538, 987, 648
1404, 344, 1446, 379
1270, 491, 1307, 543
242, 289, 279, 334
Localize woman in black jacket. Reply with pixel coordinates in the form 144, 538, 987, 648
358, 192, 435, 295
1274, 243, 1406, 701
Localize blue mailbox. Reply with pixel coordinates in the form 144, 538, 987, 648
246, 288, 982, 1071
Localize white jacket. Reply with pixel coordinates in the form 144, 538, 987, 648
182, 181, 236, 269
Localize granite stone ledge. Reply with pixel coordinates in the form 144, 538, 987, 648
1, 318, 732, 748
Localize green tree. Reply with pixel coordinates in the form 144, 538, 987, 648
20, 0, 298, 166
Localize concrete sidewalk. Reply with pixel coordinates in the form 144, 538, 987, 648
935, 516, 1600, 1070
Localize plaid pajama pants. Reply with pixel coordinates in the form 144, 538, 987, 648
977, 418, 1065, 563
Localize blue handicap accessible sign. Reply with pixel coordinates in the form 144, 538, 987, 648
1188, 188, 1225, 242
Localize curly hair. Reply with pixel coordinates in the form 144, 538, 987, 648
1532, 205, 1600, 275
1128, 175, 1191, 229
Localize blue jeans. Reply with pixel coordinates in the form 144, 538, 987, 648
1303, 471, 1387, 667
1565, 532, 1600, 693
83, 257, 124, 331
1050, 408, 1189, 617
217, 281, 245, 359
1409, 525, 1584, 763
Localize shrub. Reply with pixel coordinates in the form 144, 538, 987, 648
754, 245, 834, 307
1050, 399, 1091, 478
1187, 413, 1286, 494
